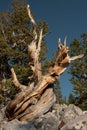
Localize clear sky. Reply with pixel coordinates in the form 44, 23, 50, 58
0, 0, 87, 99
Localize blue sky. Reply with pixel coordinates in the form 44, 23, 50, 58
0, 0, 87, 99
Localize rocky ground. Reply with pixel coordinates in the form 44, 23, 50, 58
0, 104, 87, 130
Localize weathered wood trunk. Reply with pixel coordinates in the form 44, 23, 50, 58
6, 75, 56, 121
5, 4, 84, 122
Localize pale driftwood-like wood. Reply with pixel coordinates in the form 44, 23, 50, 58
27, 4, 42, 81
7, 88, 56, 121
11, 68, 27, 91
19, 88, 56, 121
5, 4, 84, 122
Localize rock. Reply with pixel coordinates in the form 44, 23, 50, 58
61, 104, 82, 122
61, 114, 87, 130
34, 112, 59, 130
52, 103, 67, 122
0, 104, 87, 130
0, 119, 36, 130
58, 104, 83, 129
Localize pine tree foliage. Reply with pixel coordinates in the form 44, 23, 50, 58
68, 93, 75, 104
53, 80, 63, 103
69, 33, 87, 110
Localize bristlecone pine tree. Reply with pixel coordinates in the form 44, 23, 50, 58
5, 4, 84, 121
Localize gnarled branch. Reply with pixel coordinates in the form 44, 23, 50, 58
11, 68, 27, 91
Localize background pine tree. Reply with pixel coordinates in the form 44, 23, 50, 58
69, 33, 87, 110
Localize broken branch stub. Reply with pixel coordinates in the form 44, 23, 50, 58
5, 4, 84, 122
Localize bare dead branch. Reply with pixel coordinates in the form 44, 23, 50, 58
27, 4, 36, 25
64, 37, 67, 47
37, 28, 43, 53
11, 68, 27, 91
69, 54, 84, 61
